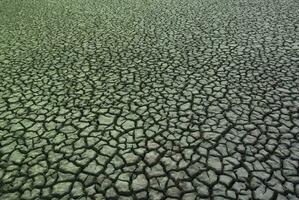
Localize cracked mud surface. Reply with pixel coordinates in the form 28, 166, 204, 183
0, 0, 299, 199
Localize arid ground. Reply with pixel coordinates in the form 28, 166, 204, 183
0, 0, 299, 199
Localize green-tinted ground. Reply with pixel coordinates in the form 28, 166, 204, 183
0, 0, 299, 199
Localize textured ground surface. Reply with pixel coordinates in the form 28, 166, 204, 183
0, 0, 299, 199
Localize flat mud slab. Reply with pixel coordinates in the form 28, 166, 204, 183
0, 0, 298, 199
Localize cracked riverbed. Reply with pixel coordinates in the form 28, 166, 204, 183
0, 0, 299, 199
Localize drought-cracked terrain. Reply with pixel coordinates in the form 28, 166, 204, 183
0, 0, 299, 199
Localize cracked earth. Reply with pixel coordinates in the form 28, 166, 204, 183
0, 0, 299, 199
